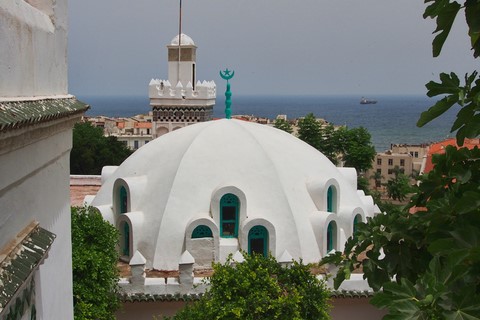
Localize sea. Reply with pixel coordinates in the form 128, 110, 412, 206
79, 94, 458, 152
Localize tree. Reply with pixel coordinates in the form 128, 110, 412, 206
370, 170, 384, 190
297, 113, 322, 150
385, 166, 412, 202
339, 127, 376, 174
168, 253, 331, 320
321, 1, 480, 318
72, 206, 120, 320
273, 118, 293, 134
71, 122, 132, 175
297, 114, 376, 170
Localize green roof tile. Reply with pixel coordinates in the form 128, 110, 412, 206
0, 226, 55, 314
0, 97, 89, 132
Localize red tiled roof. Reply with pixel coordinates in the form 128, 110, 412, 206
134, 122, 152, 129
424, 138, 479, 173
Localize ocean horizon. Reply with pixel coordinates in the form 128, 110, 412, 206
77, 94, 458, 152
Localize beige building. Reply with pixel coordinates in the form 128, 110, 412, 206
367, 143, 429, 190
87, 115, 153, 150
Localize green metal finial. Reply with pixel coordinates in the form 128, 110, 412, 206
220, 68, 235, 119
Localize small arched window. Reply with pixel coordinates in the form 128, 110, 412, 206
220, 194, 239, 238
119, 186, 128, 214
327, 186, 337, 213
192, 225, 213, 239
119, 220, 130, 257
353, 214, 362, 234
248, 226, 268, 257
327, 221, 337, 252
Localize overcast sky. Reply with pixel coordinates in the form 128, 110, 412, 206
68, 0, 477, 97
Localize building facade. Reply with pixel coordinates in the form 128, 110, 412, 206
148, 34, 216, 138
87, 119, 385, 319
0, 1, 88, 318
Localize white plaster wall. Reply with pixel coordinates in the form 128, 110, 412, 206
0, 0, 68, 97
0, 126, 74, 319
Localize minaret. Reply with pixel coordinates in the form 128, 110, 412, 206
148, 34, 216, 138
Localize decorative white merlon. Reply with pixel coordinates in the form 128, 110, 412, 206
232, 250, 244, 263
176, 81, 183, 88
186, 81, 193, 89
278, 249, 293, 263
179, 250, 195, 265
130, 250, 147, 266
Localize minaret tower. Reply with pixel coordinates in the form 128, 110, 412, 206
148, 34, 216, 138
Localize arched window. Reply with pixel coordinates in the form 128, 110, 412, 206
327, 221, 337, 252
119, 220, 130, 257
327, 186, 337, 213
192, 225, 213, 239
248, 226, 268, 257
353, 214, 362, 234
119, 186, 128, 214
220, 194, 239, 237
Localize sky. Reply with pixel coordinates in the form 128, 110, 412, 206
68, 0, 478, 97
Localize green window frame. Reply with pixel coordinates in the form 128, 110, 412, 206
120, 186, 128, 214
327, 186, 336, 213
120, 221, 130, 257
353, 214, 362, 234
220, 194, 239, 238
192, 225, 213, 238
327, 221, 336, 252
248, 225, 268, 257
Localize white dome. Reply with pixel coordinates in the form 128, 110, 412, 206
92, 119, 376, 270
170, 33, 195, 46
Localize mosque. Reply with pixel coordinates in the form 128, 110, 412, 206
88, 33, 385, 319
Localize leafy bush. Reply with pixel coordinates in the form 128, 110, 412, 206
168, 253, 331, 320
72, 206, 120, 320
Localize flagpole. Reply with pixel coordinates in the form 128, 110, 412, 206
177, 0, 182, 85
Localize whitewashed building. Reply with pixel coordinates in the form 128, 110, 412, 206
89, 118, 384, 319
0, 1, 88, 318
148, 34, 216, 138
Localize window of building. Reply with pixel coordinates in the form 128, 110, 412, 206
414, 151, 419, 158
145, 140, 150, 144
134, 140, 139, 149
400, 159, 405, 166
119, 220, 130, 257
119, 186, 128, 214
327, 186, 337, 213
377, 168, 381, 173
327, 221, 337, 252
377, 158, 382, 165
410, 151, 414, 157
388, 159, 393, 166
388, 169, 393, 175
248, 225, 268, 257
353, 214, 362, 234
192, 225, 213, 239
220, 194, 239, 237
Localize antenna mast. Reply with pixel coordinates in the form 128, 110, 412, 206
177, 0, 182, 85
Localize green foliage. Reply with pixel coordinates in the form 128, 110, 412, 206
338, 126, 376, 173
71, 122, 132, 175
321, 145, 480, 319
72, 206, 120, 320
322, 3, 480, 318
273, 118, 293, 134
169, 253, 331, 320
385, 166, 413, 201
297, 114, 375, 172
297, 113, 322, 150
